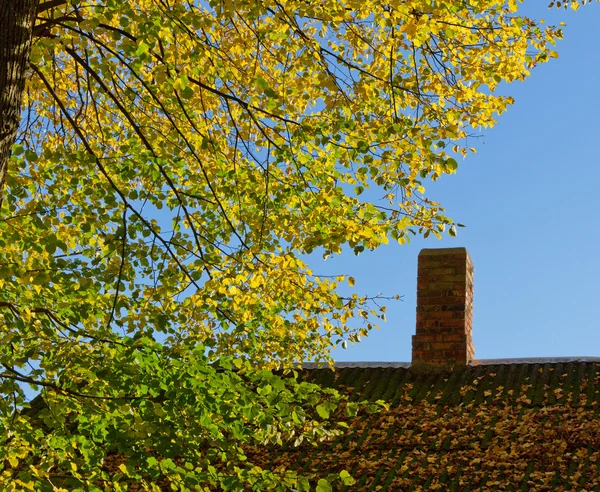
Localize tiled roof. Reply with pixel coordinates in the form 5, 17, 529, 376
252, 361, 600, 491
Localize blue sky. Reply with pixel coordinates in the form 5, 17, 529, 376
316, 3, 600, 363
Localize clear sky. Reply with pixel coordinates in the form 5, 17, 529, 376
313, 3, 600, 363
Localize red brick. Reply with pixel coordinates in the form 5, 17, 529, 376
413, 247, 474, 367
442, 333, 467, 342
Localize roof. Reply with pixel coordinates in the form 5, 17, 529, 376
16, 359, 600, 490
249, 360, 600, 490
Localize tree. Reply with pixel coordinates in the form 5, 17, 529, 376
0, 0, 586, 489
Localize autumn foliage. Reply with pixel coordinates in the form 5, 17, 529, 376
268, 363, 600, 491
0, 0, 589, 489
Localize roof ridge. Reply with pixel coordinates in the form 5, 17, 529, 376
300, 357, 600, 369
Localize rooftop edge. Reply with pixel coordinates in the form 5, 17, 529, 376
300, 357, 600, 369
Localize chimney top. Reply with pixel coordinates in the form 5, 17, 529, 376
412, 247, 474, 367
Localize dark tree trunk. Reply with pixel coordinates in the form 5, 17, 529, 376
0, 0, 38, 197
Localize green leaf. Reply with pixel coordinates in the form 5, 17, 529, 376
255, 75, 269, 90
181, 86, 194, 99
44, 242, 57, 255
356, 140, 369, 153
345, 402, 359, 417
340, 470, 356, 485
266, 98, 278, 110
298, 478, 311, 491
316, 403, 329, 419
445, 157, 458, 172
25, 149, 38, 162
136, 41, 149, 56
264, 87, 278, 99
316, 478, 332, 492
258, 384, 272, 395
291, 410, 302, 424
11, 144, 24, 156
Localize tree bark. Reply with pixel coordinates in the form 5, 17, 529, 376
0, 0, 39, 197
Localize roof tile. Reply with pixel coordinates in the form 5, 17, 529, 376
259, 362, 600, 490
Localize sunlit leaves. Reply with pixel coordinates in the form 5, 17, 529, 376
0, 0, 573, 488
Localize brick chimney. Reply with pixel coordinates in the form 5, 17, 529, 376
412, 248, 474, 367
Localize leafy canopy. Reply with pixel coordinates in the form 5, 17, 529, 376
0, 0, 579, 489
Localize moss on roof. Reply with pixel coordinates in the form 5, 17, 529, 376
251, 362, 600, 491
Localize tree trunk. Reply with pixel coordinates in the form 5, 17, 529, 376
0, 0, 38, 197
